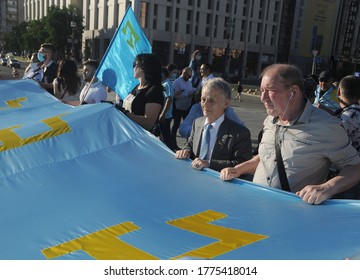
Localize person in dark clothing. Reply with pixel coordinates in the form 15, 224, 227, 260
120, 53, 164, 136
37, 43, 58, 95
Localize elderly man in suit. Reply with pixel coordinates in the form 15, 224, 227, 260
175, 77, 252, 172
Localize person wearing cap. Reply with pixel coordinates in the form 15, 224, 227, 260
313, 70, 340, 114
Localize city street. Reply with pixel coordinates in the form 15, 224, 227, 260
0, 61, 25, 79
0, 63, 267, 148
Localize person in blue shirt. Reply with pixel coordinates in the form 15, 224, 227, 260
313, 70, 340, 114
188, 50, 202, 87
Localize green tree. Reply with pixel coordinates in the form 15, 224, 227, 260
4, 22, 28, 53
23, 19, 49, 54
44, 5, 83, 59
3, 4, 83, 59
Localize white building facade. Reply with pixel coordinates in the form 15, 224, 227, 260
0, 0, 24, 52
24, 0, 81, 20
22, 0, 345, 80
82, 0, 284, 80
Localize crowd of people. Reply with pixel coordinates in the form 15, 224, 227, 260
121, 54, 360, 205
5, 44, 360, 205
11, 43, 108, 105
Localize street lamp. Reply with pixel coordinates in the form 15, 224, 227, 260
70, 10, 77, 61
223, 19, 235, 80
312, 50, 318, 75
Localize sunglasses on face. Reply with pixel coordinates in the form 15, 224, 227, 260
133, 62, 140, 68
319, 78, 329, 82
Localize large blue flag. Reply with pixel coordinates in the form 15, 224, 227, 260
1, 80, 360, 260
95, 6, 152, 100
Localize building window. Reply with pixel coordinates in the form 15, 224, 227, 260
154, 4, 158, 16
140, 2, 148, 28
206, 27, 210, 36
207, 14, 211, 24
187, 10, 192, 21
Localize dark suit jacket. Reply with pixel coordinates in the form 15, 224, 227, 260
184, 116, 253, 171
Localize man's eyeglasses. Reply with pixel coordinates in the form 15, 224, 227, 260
319, 78, 329, 83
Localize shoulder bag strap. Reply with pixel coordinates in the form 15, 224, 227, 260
275, 125, 291, 192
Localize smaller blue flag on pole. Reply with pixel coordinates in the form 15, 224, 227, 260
95, 6, 152, 100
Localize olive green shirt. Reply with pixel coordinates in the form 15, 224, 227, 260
253, 100, 360, 192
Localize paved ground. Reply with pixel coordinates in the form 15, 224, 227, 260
1, 63, 267, 150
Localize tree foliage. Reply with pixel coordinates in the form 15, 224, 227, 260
45, 5, 83, 58
2, 4, 83, 59
23, 19, 49, 53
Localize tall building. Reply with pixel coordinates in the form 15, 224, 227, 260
23, 0, 82, 20
82, 0, 285, 80
22, 0, 356, 80
332, 0, 360, 78
0, 0, 24, 52
287, 0, 342, 77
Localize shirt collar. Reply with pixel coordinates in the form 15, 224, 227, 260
87, 80, 101, 86
272, 99, 310, 126
42, 60, 54, 69
205, 114, 225, 130
296, 99, 313, 124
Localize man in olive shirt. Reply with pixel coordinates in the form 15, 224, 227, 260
220, 64, 360, 205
